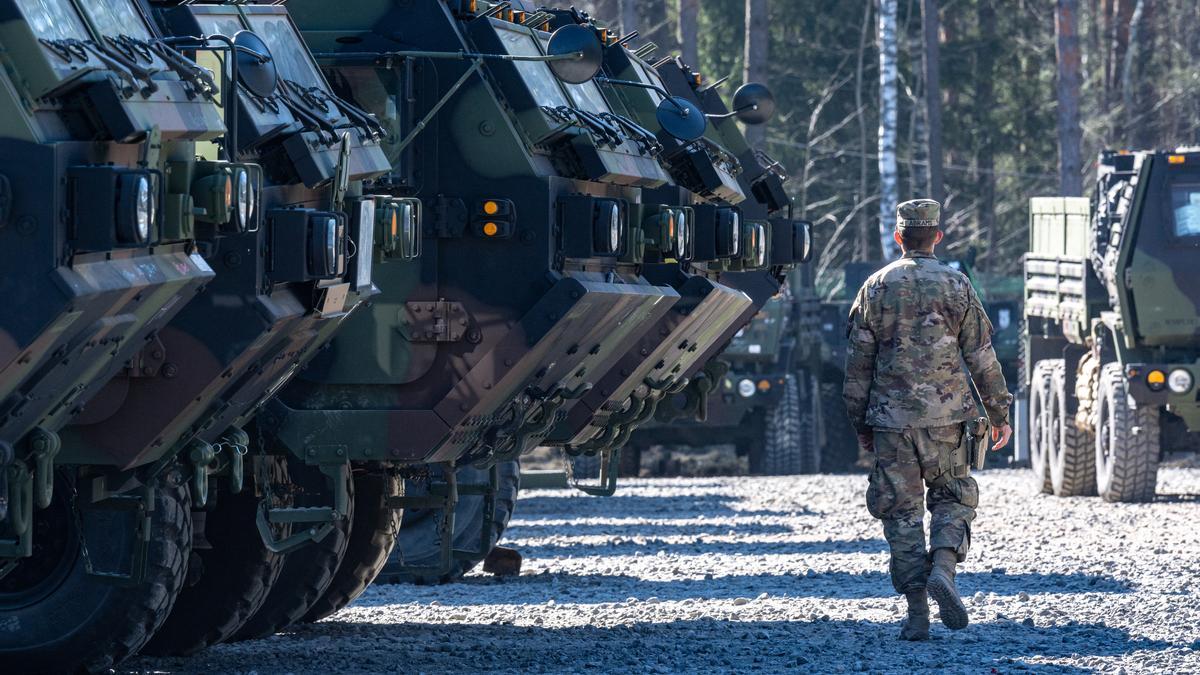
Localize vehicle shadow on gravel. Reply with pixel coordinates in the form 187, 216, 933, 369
506, 520, 798, 537
509, 535, 887, 559
136, 616, 1178, 674
353, 569, 1130, 607
514, 493, 812, 519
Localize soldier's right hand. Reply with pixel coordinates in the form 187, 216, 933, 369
991, 424, 1012, 451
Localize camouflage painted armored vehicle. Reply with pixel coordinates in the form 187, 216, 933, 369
531, 8, 802, 483
0, 0, 274, 669
1025, 149, 1200, 503
266, 1, 686, 586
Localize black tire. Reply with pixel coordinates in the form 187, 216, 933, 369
302, 471, 401, 622
619, 444, 642, 477
1028, 359, 1056, 494
819, 379, 863, 471
1095, 363, 1160, 502
141, 456, 289, 656
1048, 360, 1096, 496
754, 374, 811, 475
378, 460, 519, 585
233, 459, 354, 640
0, 471, 191, 673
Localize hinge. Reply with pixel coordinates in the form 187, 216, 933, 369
401, 299, 468, 343
429, 196, 468, 239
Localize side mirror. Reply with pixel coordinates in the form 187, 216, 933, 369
233, 31, 278, 98
656, 96, 707, 142
731, 82, 775, 125
546, 24, 603, 84
794, 220, 813, 263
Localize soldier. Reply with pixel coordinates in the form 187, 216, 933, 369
842, 199, 1013, 640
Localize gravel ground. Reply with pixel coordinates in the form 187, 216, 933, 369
132, 468, 1200, 674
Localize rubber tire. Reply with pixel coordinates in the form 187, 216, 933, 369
0, 474, 191, 673
1095, 363, 1160, 502
379, 460, 519, 585
754, 374, 810, 475
1028, 360, 1056, 494
819, 379, 862, 471
1048, 360, 1097, 496
302, 471, 401, 622
233, 459, 354, 640
141, 457, 289, 656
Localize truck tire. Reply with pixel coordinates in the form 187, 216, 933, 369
752, 374, 812, 475
378, 460, 519, 585
1049, 360, 1096, 496
233, 459, 354, 640
1028, 360, 1056, 494
1095, 363, 1160, 502
302, 471, 401, 622
142, 457, 289, 656
819, 379, 862, 471
0, 472, 191, 673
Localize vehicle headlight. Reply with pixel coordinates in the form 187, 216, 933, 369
674, 209, 688, 257
608, 203, 621, 253
115, 172, 154, 245
730, 212, 740, 255
737, 378, 756, 398
135, 175, 151, 241
234, 168, 251, 231
754, 223, 767, 267
1168, 368, 1193, 394
399, 201, 417, 259
354, 198, 375, 289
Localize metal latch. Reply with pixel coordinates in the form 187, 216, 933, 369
402, 299, 468, 343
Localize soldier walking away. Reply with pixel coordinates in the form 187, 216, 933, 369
842, 199, 1013, 640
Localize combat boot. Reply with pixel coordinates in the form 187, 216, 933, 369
926, 548, 968, 629
899, 591, 930, 641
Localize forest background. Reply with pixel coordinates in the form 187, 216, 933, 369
576, 0, 1200, 297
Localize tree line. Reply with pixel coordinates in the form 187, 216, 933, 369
576, 0, 1200, 294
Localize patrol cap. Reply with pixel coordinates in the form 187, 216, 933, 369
896, 199, 941, 229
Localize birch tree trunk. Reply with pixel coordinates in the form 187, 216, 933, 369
922, 0, 944, 206
743, 0, 769, 148
617, 0, 638, 37
878, 0, 900, 259
855, 0, 875, 260
1056, 0, 1085, 196
976, 0, 997, 268
1120, 0, 1146, 138
678, 0, 700, 68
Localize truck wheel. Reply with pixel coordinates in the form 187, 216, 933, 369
756, 374, 811, 475
0, 472, 191, 672
1028, 360, 1056, 494
378, 460, 519, 585
142, 457, 289, 655
233, 459, 354, 640
302, 471, 401, 622
1095, 363, 1160, 502
1049, 360, 1096, 496
819, 380, 863, 471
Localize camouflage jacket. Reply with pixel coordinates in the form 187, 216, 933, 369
842, 251, 1012, 432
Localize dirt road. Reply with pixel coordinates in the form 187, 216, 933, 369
132, 468, 1200, 673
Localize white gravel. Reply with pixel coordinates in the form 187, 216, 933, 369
132, 468, 1200, 674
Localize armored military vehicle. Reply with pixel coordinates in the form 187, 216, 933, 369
1025, 149, 1200, 503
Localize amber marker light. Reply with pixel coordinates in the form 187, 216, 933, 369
1168, 155, 1186, 164
757, 379, 770, 392
1147, 369, 1167, 392
483, 222, 499, 236
483, 200, 500, 215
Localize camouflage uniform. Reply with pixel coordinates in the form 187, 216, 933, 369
843, 199, 1011, 596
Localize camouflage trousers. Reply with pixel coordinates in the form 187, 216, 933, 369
866, 425, 979, 594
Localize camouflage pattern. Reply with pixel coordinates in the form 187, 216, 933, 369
867, 426, 979, 593
842, 251, 1012, 432
896, 199, 941, 228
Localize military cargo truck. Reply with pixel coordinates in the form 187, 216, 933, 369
1025, 149, 1200, 503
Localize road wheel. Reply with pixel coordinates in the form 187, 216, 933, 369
233, 459, 354, 640
378, 460, 519, 585
302, 471, 401, 622
1028, 360, 1056, 494
1095, 363, 1160, 502
141, 456, 289, 656
1048, 360, 1096, 496
0, 471, 190, 672
818, 379, 863, 471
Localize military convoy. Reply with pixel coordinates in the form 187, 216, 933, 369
1024, 149, 1200, 503
0, 0, 807, 670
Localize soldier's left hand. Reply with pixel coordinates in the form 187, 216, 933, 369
991, 424, 1012, 451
